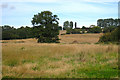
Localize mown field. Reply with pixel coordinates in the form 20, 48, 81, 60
1, 33, 119, 78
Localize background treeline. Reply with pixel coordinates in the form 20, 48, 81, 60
97, 18, 120, 28
66, 25, 117, 34
1, 25, 35, 40
65, 26, 102, 34
1, 25, 62, 40
62, 21, 103, 34
63, 18, 119, 34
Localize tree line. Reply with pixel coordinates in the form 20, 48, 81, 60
1, 25, 34, 40
62, 18, 120, 35
97, 18, 120, 28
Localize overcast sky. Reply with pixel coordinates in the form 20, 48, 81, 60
0, 0, 119, 28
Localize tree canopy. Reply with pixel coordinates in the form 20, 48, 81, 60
31, 11, 59, 43
97, 18, 120, 28
1, 25, 34, 40
70, 21, 73, 29
63, 21, 70, 30
75, 22, 77, 28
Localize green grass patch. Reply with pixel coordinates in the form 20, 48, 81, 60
6, 60, 18, 67
21, 59, 34, 64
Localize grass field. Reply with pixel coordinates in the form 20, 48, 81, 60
2, 33, 119, 78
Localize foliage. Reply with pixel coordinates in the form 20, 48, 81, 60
97, 18, 120, 28
75, 22, 77, 28
71, 29, 81, 34
2, 25, 34, 40
89, 26, 102, 33
66, 28, 72, 34
70, 21, 73, 29
31, 11, 59, 43
63, 21, 74, 30
99, 26, 120, 43
66, 28, 81, 34
63, 21, 70, 30
81, 29, 86, 33
58, 26, 62, 30
103, 26, 116, 33
66, 26, 101, 34
82, 26, 86, 29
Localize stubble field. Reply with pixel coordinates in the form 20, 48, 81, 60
1, 32, 118, 78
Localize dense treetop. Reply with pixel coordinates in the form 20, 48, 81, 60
31, 11, 60, 43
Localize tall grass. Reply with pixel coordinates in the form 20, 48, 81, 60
59, 33, 102, 44
2, 33, 118, 78
2, 43, 118, 78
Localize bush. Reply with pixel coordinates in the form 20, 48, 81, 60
99, 26, 120, 43
103, 26, 116, 33
99, 32, 112, 42
71, 29, 81, 34
89, 26, 102, 33
66, 28, 72, 34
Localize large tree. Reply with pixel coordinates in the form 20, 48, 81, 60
63, 21, 69, 30
70, 21, 73, 29
31, 11, 59, 43
75, 22, 77, 28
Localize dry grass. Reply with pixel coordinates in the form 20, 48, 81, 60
1, 32, 102, 44
59, 33, 103, 44
1, 38, 37, 43
59, 30, 66, 35
1, 33, 118, 78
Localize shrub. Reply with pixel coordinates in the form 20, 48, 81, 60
103, 26, 116, 33
71, 29, 81, 34
90, 26, 102, 33
99, 26, 120, 43
66, 28, 72, 34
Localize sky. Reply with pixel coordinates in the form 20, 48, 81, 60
0, 0, 119, 28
